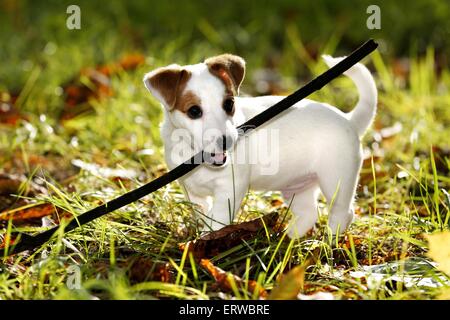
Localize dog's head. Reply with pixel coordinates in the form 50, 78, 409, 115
143, 54, 245, 167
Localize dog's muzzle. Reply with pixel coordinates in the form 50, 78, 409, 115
204, 151, 228, 167
203, 135, 233, 167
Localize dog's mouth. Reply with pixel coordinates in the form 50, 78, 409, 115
204, 151, 228, 167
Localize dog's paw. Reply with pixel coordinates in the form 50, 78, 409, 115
328, 210, 354, 235
286, 220, 314, 239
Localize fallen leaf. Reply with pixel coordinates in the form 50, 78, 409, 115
270, 199, 284, 208
200, 259, 267, 298
0, 174, 36, 213
126, 257, 173, 284
2, 151, 79, 183
180, 212, 279, 259
0, 174, 23, 195
0, 91, 24, 125
268, 265, 305, 300
438, 287, 450, 300
0, 234, 18, 249
118, 53, 146, 71
392, 58, 410, 82
60, 54, 145, 120
0, 101, 21, 125
341, 234, 363, 249
0, 203, 68, 222
417, 206, 430, 217
425, 231, 450, 276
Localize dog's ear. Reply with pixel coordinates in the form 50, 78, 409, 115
143, 65, 191, 109
204, 54, 246, 94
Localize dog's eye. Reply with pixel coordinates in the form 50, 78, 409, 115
187, 105, 203, 119
223, 98, 234, 115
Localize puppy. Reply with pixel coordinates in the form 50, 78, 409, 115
143, 54, 377, 238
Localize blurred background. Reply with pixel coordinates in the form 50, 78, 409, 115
1, 0, 449, 114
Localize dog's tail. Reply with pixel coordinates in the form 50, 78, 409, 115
322, 55, 377, 137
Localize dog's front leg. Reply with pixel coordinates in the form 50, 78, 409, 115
186, 191, 210, 216
206, 182, 247, 231
182, 186, 212, 225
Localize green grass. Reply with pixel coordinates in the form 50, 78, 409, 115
0, 1, 449, 300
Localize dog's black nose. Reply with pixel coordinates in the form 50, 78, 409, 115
216, 135, 233, 151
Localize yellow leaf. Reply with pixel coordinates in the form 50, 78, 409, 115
438, 287, 450, 300
268, 265, 305, 300
425, 231, 450, 275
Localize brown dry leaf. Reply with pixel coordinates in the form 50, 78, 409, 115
0, 92, 24, 125
126, 257, 173, 284
417, 206, 430, 217
0, 203, 67, 222
359, 155, 387, 187
358, 123, 403, 188
60, 53, 145, 120
270, 199, 284, 208
0, 174, 35, 213
0, 174, 23, 195
0, 101, 21, 125
200, 259, 267, 298
3, 151, 79, 183
118, 53, 145, 71
0, 195, 28, 215
341, 234, 363, 249
392, 58, 410, 82
0, 234, 18, 249
268, 264, 306, 300
180, 212, 279, 259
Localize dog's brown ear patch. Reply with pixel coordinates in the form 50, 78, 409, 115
143, 65, 191, 110
205, 54, 245, 95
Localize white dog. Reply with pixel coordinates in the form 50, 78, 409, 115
143, 54, 377, 238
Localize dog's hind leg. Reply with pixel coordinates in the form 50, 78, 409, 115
283, 186, 321, 239
317, 150, 362, 235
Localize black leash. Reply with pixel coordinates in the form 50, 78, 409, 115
1, 39, 378, 257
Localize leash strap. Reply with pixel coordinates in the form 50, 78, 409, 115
1, 39, 378, 256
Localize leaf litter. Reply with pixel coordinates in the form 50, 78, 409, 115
180, 212, 281, 259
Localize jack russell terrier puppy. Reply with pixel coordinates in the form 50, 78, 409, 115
143, 54, 377, 238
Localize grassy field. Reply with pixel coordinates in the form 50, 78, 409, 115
0, 1, 449, 300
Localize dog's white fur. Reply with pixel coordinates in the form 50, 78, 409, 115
143, 55, 377, 238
